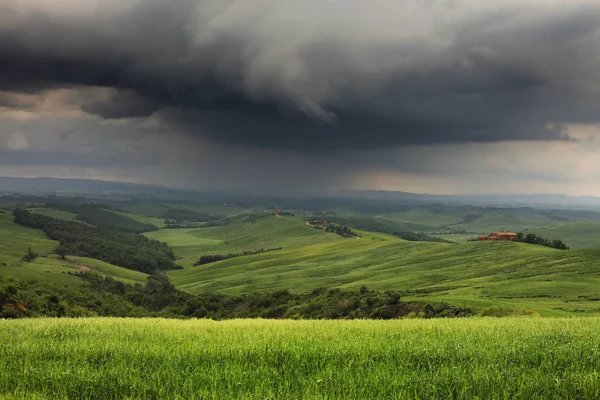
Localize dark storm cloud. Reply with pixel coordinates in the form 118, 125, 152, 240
79, 90, 160, 119
1, 0, 600, 150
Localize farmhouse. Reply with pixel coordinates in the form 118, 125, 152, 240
478, 230, 518, 241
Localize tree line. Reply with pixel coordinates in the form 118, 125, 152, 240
13, 209, 179, 273
516, 232, 569, 250
0, 273, 474, 320
324, 223, 358, 238
318, 215, 449, 243
163, 208, 223, 223
193, 248, 283, 266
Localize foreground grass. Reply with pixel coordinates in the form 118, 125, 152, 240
2, 318, 600, 399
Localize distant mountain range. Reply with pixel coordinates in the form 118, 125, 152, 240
338, 190, 600, 208
2, 177, 600, 208
0, 177, 203, 201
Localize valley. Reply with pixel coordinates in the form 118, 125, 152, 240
4, 191, 600, 316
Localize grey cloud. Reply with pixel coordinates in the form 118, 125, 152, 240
1, 0, 600, 150
0, 91, 42, 110
79, 90, 159, 119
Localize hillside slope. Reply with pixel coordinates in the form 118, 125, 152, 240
525, 222, 600, 249
145, 215, 343, 267
0, 212, 148, 285
168, 237, 600, 315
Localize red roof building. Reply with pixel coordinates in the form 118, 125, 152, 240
478, 230, 518, 241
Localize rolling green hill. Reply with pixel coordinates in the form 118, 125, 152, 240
168, 236, 600, 315
373, 206, 595, 235
7, 197, 600, 316
144, 214, 343, 267
0, 212, 148, 285
120, 201, 248, 219
0, 212, 57, 267
525, 222, 600, 249
109, 210, 167, 227
1, 255, 148, 285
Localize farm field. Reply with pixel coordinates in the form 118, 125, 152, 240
525, 222, 600, 249
168, 236, 600, 315
119, 201, 248, 219
2, 318, 600, 399
108, 210, 167, 228
7, 199, 600, 314
145, 215, 342, 267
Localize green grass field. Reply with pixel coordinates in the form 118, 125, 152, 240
120, 201, 249, 218
2, 318, 600, 399
7, 202, 600, 315
145, 215, 342, 267
0, 212, 57, 268
0, 213, 147, 285
168, 235, 600, 315
108, 210, 167, 228
525, 222, 600, 249
0, 256, 148, 286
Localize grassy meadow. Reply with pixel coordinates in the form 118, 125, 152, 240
2, 318, 600, 399
108, 210, 167, 228
0, 212, 57, 268
0, 212, 147, 285
525, 222, 600, 249
168, 233, 600, 315
145, 215, 342, 267
7, 201, 600, 315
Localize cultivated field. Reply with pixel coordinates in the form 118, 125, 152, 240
168, 233, 600, 315
526, 222, 600, 249
145, 215, 342, 267
2, 318, 600, 399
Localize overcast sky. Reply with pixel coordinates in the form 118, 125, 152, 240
2, 0, 600, 195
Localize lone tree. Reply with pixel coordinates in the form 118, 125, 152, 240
54, 246, 69, 260
22, 247, 38, 262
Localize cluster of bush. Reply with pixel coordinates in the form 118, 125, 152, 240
318, 215, 448, 243
163, 222, 207, 229
0, 274, 183, 318
193, 248, 283, 266
13, 209, 179, 273
516, 232, 569, 250
0, 274, 475, 320
391, 231, 450, 243
324, 223, 358, 238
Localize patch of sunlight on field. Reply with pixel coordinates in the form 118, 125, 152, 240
2, 318, 600, 399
